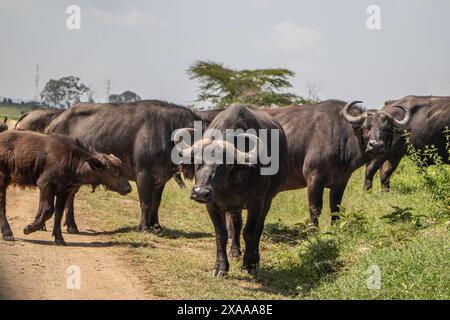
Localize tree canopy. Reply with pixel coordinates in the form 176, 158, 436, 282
108, 90, 141, 104
40, 76, 90, 108
187, 60, 306, 109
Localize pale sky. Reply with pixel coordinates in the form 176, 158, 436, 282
0, 0, 449, 108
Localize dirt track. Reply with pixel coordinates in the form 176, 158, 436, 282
0, 187, 153, 300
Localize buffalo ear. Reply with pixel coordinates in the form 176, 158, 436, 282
86, 158, 106, 171
3, 117, 7, 124
178, 162, 195, 180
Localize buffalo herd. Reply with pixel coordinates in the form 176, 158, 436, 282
1, 95, 449, 276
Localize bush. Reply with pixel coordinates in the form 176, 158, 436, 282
405, 129, 450, 207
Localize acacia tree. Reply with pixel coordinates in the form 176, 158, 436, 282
187, 60, 305, 109
41, 76, 90, 108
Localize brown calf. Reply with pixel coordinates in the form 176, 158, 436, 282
0, 131, 131, 245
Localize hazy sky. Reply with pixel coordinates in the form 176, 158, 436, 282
1, 0, 449, 108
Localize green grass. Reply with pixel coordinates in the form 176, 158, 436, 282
75, 158, 450, 299
0, 104, 40, 120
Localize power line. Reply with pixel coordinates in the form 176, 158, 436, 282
34, 64, 40, 101
105, 79, 111, 102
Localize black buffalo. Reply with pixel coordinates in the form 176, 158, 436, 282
15, 109, 64, 132
177, 104, 288, 276
364, 95, 450, 191
262, 100, 411, 226
45, 100, 202, 234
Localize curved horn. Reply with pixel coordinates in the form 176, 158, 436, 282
222, 133, 262, 163
392, 106, 411, 127
105, 154, 123, 167
179, 138, 211, 159
216, 140, 254, 163
342, 101, 364, 124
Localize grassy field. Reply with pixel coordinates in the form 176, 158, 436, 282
3, 103, 447, 299
75, 157, 450, 300
0, 104, 41, 120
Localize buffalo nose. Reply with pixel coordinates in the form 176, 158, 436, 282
123, 186, 132, 195
367, 140, 385, 153
191, 186, 212, 202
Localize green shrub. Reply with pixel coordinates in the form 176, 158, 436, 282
405, 129, 450, 207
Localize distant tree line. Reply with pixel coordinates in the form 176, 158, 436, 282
108, 91, 141, 103
38, 76, 141, 108
4, 61, 317, 110
0, 97, 49, 108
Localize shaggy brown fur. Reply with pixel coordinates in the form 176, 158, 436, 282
0, 131, 131, 245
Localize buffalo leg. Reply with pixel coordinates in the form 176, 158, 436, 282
64, 186, 80, 234
380, 155, 403, 192
136, 171, 165, 233
243, 199, 271, 276
306, 175, 325, 227
0, 176, 13, 241
207, 202, 229, 277
329, 181, 348, 224
148, 182, 165, 232
53, 192, 70, 245
364, 156, 386, 191
24, 187, 55, 235
226, 210, 243, 258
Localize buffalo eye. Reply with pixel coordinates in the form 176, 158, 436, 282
112, 168, 120, 177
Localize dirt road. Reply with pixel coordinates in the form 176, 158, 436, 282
0, 187, 153, 300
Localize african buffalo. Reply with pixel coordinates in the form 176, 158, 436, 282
176, 104, 288, 276
0, 131, 131, 245
364, 96, 450, 191
15, 109, 64, 132
262, 99, 411, 226
45, 100, 203, 234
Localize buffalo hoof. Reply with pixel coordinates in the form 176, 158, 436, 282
150, 224, 163, 235
67, 226, 80, 234
212, 269, 228, 278
381, 188, 391, 193
331, 215, 340, 225
55, 239, 67, 246
243, 264, 259, 276
230, 248, 242, 260
138, 224, 163, 235
137, 224, 149, 232
23, 225, 34, 235
40, 224, 47, 232
2, 234, 14, 241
